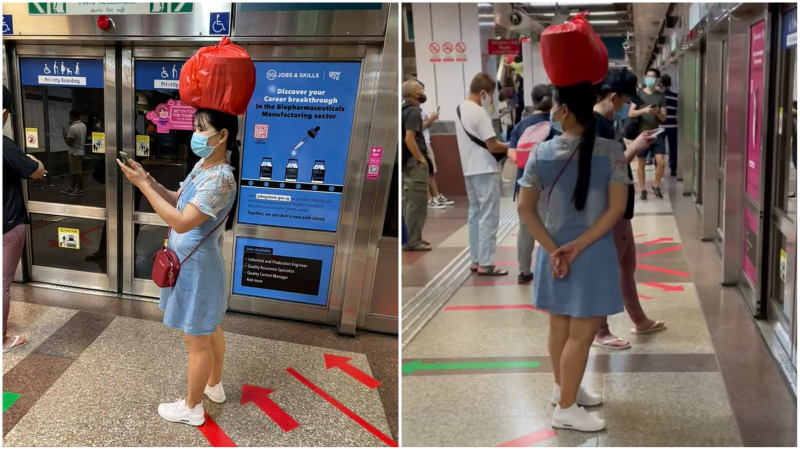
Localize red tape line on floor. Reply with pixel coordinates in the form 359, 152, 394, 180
198, 412, 237, 447
497, 429, 557, 447
642, 237, 674, 245
636, 245, 683, 258
286, 368, 398, 447
637, 264, 691, 278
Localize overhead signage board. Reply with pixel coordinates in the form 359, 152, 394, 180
28, 2, 195, 15
232, 237, 335, 306
488, 39, 520, 55
134, 60, 185, 91
19, 58, 104, 88
238, 61, 362, 232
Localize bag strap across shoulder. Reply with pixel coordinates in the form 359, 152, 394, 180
161, 188, 229, 264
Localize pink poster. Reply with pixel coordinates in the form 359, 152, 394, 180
745, 21, 766, 200
743, 208, 758, 284
366, 147, 383, 180
146, 99, 196, 134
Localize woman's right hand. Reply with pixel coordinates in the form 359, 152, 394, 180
549, 253, 569, 279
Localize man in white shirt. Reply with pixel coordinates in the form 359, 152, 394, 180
62, 109, 87, 196
455, 73, 509, 276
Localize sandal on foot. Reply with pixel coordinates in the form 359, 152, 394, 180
3, 335, 27, 353
476, 266, 509, 277
592, 337, 631, 350
631, 321, 667, 335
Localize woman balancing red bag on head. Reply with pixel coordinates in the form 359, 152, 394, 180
517, 14, 635, 433
117, 37, 255, 427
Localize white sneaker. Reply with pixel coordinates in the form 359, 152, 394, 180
551, 385, 603, 407
436, 195, 455, 205
427, 200, 446, 210
204, 383, 226, 403
157, 398, 205, 426
552, 403, 606, 432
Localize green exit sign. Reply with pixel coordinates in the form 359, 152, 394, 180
28, 3, 194, 15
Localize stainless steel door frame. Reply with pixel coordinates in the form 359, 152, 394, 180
121, 45, 205, 297
679, 51, 699, 196
11, 43, 117, 292
350, 2, 399, 335
701, 22, 728, 241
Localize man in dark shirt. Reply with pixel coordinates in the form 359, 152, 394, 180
592, 68, 665, 350
661, 74, 679, 177
629, 68, 668, 199
401, 80, 431, 251
3, 85, 45, 352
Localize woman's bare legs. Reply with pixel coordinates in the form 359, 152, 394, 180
183, 333, 214, 408
548, 314, 570, 386
559, 316, 602, 408
207, 326, 225, 387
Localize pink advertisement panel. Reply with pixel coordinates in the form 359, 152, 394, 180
745, 21, 766, 200
743, 208, 758, 285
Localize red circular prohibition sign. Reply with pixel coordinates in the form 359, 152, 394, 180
442, 42, 454, 54
455, 41, 467, 53
429, 42, 440, 53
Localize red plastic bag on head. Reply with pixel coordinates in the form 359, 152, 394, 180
179, 37, 256, 116
540, 12, 608, 87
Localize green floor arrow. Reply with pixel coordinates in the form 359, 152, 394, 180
402, 360, 540, 375
3, 392, 21, 413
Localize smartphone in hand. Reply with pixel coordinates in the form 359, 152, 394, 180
118, 151, 131, 166
651, 127, 665, 137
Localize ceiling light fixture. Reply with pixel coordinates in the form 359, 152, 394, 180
588, 20, 620, 24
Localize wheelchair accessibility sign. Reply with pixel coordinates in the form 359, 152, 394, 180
209, 12, 229, 36
2, 15, 12, 35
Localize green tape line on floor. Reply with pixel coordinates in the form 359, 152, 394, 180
3, 392, 21, 413
402, 360, 540, 375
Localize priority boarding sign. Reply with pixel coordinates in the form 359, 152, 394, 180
28, 2, 195, 15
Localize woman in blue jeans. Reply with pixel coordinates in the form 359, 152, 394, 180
118, 109, 239, 426
517, 82, 630, 432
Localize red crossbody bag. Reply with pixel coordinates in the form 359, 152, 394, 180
151, 191, 228, 288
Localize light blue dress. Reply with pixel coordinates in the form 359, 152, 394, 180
518, 136, 631, 318
160, 160, 236, 336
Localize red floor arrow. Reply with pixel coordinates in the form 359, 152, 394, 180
241, 384, 299, 432
637, 263, 691, 278
643, 282, 684, 292
642, 237, 674, 245
497, 429, 557, 447
636, 245, 683, 258
324, 354, 381, 390
287, 368, 398, 447
198, 412, 237, 447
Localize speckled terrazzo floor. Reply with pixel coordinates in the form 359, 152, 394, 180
3, 290, 398, 446
401, 164, 796, 447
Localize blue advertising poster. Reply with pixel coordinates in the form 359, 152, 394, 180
134, 60, 185, 91
782, 8, 797, 50
20, 58, 104, 88
238, 61, 362, 232
232, 237, 335, 306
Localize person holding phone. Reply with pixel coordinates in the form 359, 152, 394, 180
628, 68, 667, 200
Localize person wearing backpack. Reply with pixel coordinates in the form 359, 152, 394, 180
455, 73, 509, 275
508, 84, 559, 283
592, 68, 666, 350
401, 79, 432, 251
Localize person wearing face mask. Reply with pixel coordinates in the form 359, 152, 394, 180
3, 85, 46, 353
118, 108, 239, 426
517, 82, 631, 432
628, 68, 667, 199
401, 79, 434, 251
455, 73, 509, 276
508, 84, 560, 283
592, 68, 666, 350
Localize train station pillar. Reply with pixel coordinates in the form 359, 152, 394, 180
411, 3, 488, 121
521, 36, 549, 101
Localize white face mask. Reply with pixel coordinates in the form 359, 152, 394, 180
480, 91, 493, 114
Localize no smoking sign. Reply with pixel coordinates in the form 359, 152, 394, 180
442, 42, 454, 54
